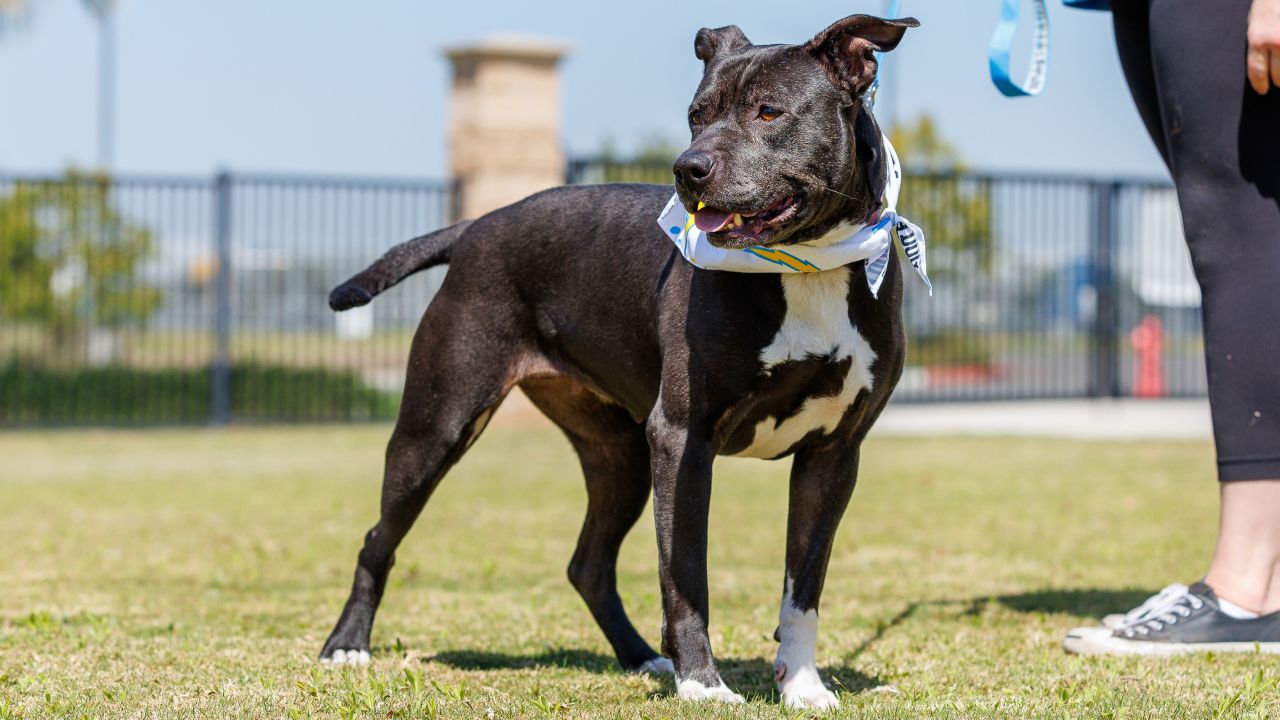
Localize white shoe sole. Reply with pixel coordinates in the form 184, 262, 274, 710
1101, 614, 1125, 630
1064, 626, 1280, 656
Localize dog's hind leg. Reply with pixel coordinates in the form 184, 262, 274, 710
319, 295, 516, 665
520, 378, 670, 674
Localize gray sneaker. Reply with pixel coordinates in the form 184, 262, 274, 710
1100, 583, 1188, 630
1064, 582, 1280, 656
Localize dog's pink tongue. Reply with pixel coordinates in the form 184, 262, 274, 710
694, 208, 732, 233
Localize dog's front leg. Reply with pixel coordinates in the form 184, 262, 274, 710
645, 407, 743, 704
773, 441, 862, 711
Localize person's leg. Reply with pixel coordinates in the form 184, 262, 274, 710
1206, 482, 1280, 613
1147, 0, 1280, 612
1110, 1, 1171, 170
1065, 0, 1280, 654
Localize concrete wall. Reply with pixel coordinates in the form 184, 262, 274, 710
446, 37, 569, 219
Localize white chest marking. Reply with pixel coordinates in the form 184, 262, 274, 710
733, 266, 876, 459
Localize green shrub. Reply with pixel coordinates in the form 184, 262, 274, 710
908, 331, 994, 367
0, 363, 399, 426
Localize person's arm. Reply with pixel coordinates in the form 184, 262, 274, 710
1248, 0, 1280, 94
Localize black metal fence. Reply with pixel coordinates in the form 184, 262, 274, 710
0, 164, 1203, 426
0, 170, 455, 426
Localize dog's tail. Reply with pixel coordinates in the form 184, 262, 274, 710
328, 220, 473, 311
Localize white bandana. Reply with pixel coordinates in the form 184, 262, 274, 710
656, 136, 932, 298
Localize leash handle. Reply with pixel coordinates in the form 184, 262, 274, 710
988, 0, 1050, 97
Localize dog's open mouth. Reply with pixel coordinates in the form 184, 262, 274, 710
693, 196, 802, 248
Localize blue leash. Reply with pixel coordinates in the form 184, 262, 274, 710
987, 0, 1111, 98
876, 0, 1112, 102
988, 0, 1050, 97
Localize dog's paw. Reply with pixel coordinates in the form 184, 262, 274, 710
776, 663, 839, 711
635, 657, 675, 675
782, 685, 838, 711
321, 648, 371, 666
676, 677, 744, 703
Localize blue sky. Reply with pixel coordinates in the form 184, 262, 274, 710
0, 0, 1167, 180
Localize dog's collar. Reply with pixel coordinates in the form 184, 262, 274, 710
656, 136, 931, 299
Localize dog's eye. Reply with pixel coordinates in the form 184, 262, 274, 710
689, 110, 704, 126
758, 105, 783, 122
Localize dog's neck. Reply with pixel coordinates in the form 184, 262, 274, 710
797, 101, 887, 246
845, 101, 889, 221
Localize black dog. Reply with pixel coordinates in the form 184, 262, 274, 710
321, 14, 918, 710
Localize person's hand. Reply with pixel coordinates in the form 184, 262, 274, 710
1248, 0, 1280, 94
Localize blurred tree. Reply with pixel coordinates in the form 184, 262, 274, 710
589, 132, 682, 184
891, 114, 993, 270
891, 114, 967, 172
630, 132, 683, 166
0, 170, 160, 356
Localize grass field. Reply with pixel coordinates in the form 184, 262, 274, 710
1, 420, 1277, 719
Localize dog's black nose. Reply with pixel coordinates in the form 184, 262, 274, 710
673, 151, 715, 193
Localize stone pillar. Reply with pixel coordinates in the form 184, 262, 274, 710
446, 36, 569, 219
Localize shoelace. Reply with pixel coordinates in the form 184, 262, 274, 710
1119, 586, 1204, 638
1116, 583, 1188, 628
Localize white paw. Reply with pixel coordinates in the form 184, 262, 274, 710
322, 648, 370, 666
777, 664, 839, 711
676, 677, 745, 703
636, 657, 675, 675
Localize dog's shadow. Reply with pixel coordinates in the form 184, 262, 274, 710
426, 647, 617, 673
427, 648, 882, 699
986, 587, 1159, 620
419, 588, 1153, 702
717, 657, 883, 699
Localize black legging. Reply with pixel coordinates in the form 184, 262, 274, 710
1113, 0, 1280, 481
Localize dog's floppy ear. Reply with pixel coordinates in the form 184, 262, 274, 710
694, 25, 751, 65
804, 15, 919, 95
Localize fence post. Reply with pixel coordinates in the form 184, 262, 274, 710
211, 171, 233, 425
564, 159, 582, 185
1089, 181, 1122, 398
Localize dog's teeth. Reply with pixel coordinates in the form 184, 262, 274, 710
733, 213, 742, 228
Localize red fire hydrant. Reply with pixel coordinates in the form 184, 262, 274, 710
1130, 314, 1165, 398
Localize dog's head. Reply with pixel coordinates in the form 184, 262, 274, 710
672, 14, 918, 249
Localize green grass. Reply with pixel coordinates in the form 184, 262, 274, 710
0, 423, 1276, 719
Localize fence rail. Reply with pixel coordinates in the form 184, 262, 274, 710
0, 170, 455, 426
0, 165, 1202, 427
